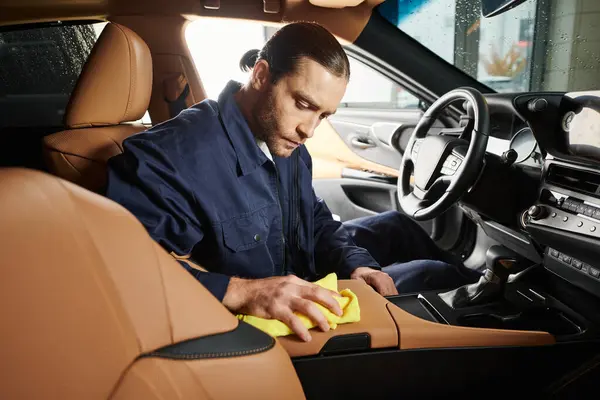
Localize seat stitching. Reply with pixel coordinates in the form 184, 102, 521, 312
53, 150, 108, 164
143, 343, 275, 360
59, 152, 84, 177
151, 243, 176, 343
56, 179, 139, 338
114, 24, 135, 122
181, 360, 215, 399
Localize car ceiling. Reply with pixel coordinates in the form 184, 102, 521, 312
0, 0, 385, 43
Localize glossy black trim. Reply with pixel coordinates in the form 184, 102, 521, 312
320, 333, 371, 355
293, 341, 600, 399
143, 321, 275, 360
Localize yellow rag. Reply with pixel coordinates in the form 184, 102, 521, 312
236, 273, 360, 337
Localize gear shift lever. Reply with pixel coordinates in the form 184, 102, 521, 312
439, 245, 519, 308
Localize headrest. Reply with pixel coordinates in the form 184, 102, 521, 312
65, 23, 153, 128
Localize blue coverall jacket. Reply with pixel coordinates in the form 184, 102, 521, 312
105, 81, 380, 301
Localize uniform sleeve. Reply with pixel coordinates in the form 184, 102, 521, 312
302, 149, 381, 278
105, 128, 231, 300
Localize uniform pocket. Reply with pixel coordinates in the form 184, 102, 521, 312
221, 208, 270, 252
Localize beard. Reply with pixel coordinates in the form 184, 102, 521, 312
252, 89, 290, 157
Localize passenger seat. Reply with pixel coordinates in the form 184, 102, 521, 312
43, 22, 152, 193
0, 168, 305, 399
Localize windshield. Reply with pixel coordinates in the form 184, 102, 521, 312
377, 0, 600, 93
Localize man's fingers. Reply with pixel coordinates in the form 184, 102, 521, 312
301, 285, 343, 316
368, 274, 398, 296
279, 310, 312, 342
292, 298, 330, 332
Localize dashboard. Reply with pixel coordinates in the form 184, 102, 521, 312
462, 90, 600, 299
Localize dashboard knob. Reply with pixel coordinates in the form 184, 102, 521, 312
527, 205, 547, 220
501, 149, 518, 165
528, 98, 548, 113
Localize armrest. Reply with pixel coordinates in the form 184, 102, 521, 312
277, 280, 556, 358
277, 279, 398, 358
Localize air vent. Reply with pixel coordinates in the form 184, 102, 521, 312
546, 164, 600, 198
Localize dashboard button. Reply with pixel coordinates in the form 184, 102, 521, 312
572, 259, 582, 269
585, 207, 595, 217
560, 255, 572, 264
582, 264, 590, 273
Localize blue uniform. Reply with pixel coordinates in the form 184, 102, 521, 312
105, 81, 380, 301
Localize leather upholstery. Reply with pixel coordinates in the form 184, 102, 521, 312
0, 168, 305, 399
278, 280, 399, 357
66, 23, 152, 128
43, 124, 146, 192
43, 22, 152, 193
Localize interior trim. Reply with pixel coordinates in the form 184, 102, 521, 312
143, 321, 275, 360
387, 302, 556, 349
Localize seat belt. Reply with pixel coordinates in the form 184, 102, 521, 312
164, 73, 193, 118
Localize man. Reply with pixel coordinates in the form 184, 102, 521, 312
106, 22, 479, 342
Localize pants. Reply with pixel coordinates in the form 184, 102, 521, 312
343, 211, 482, 294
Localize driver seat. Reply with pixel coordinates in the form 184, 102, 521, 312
43, 22, 152, 193
0, 168, 305, 399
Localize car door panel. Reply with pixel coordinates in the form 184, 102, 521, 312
307, 117, 434, 235
305, 120, 399, 180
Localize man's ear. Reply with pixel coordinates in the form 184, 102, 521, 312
251, 59, 271, 92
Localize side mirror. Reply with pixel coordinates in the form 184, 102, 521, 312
481, 0, 529, 18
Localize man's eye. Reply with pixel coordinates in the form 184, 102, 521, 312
296, 101, 309, 110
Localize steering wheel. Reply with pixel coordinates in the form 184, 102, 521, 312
398, 87, 490, 220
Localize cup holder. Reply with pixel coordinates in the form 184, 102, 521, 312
457, 307, 583, 336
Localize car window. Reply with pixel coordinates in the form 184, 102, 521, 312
0, 21, 150, 128
0, 22, 105, 128
340, 57, 420, 109
377, 0, 600, 93
185, 19, 419, 109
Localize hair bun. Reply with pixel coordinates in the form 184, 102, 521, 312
239, 49, 260, 72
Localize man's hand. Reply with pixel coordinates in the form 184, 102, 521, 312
351, 267, 398, 296
222, 275, 343, 342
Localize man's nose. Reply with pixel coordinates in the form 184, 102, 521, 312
298, 116, 320, 140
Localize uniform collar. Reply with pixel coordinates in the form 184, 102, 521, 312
217, 80, 269, 176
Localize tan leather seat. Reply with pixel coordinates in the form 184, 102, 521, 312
43, 22, 152, 193
0, 168, 305, 399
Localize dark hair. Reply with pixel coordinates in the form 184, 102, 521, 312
239, 21, 350, 82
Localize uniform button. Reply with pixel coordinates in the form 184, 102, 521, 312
253, 234, 261, 242
551, 212, 557, 218
591, 226, 597, 232
578, 221, 583, 227
563, 216, 569, 222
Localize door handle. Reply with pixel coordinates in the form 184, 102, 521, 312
351, 137, 376, 149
